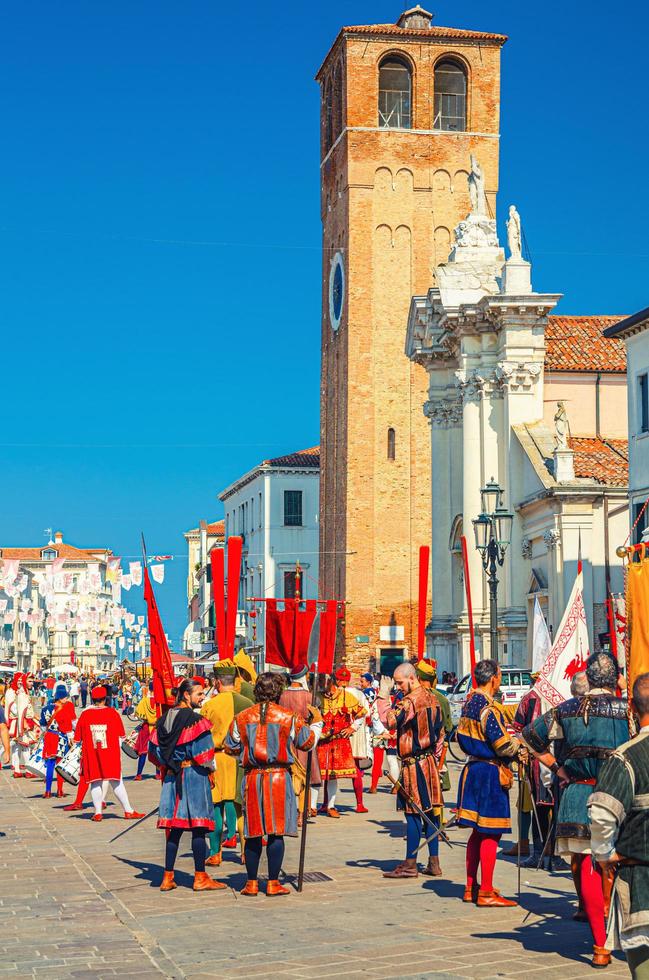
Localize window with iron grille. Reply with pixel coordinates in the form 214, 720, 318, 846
284, 490, 303, 527
639, 373, 649, 433
434, 59, 467, 132
378, 57, 412, 129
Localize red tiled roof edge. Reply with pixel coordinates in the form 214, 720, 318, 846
263, 446, 320, 468
568, 436, 628, 487
545, 316, 627, 374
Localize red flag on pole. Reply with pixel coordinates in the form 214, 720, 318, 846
210, 547, 227, 660
143, 564, 175, 714
418, 545, 430, 660
460, 535, 477, 684
225, 536, 243, 660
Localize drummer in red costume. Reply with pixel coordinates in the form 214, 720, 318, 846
317, 667, 366, 818
40, 684, 76, 799
73, 685, 144, 822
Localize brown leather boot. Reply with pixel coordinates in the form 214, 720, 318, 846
266, 879, 290, 896
421, 856, 442, 877
591, 946, 611, 969
241, 879, 259, 896
477, 888, 517, 908
192, 872, 227, 891
159, 872, 177, 892
383, 859, 418, 879
463, 884, 479, 903
502, 840, 530, 857
205, 852, 222, 867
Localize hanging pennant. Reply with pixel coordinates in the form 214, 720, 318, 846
121, 574, 132, 591
129, 561, 143, 586
151, 564, 164, 584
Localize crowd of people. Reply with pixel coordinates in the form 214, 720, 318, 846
4, 651, 649, 976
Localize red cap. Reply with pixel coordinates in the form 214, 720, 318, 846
335, 666, 351, 684
91, 685, 107, 700
192, 675, 207, 688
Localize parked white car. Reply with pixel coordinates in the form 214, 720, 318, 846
447, 667, 534, 726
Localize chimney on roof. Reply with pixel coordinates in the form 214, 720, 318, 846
397, 5, 433, 29
54, 531, 63, 544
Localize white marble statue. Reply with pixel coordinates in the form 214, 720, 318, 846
554, 401, 570, 450
468, 155, 488, 216
506, 205, 522, 259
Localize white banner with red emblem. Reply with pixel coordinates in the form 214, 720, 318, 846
534, 569, 590, 709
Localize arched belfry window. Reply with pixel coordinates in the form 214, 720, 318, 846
434, 59, 467, 132
387, 427, 396, 460
378, 56, 412, 129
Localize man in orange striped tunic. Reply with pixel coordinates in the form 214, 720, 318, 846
225, 672, 321, 897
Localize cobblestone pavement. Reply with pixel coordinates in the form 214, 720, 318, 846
0, 737, 631, 979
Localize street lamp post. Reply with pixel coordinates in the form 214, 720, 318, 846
472, 478, 513, 663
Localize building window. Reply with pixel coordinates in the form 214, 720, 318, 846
284, 490, 303, 527
378, 56, 412, 129
69, 631, 77, 650
434, 59, 467, 132
634, 502, 647, 545
387, 427, 396, 460
258, 492, 262, 529
639, 373, 649, 433
284, 570, 303, 600
41, 548, 57, 560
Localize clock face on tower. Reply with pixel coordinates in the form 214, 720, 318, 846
328, 251, 345, 332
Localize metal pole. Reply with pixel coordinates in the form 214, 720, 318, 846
488, 536, 499, 663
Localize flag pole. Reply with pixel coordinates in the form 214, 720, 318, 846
461, 536, 477, 683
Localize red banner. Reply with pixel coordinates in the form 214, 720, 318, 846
418, 545, 430, 660
317, 600, 338, 674
210, 547, 227, 661
225, 536, 243, 660
460, 536, 477, 684
143, 564, 175, 714
265, 598, 317, 671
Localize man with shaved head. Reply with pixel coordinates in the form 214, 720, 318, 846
382, 661, 445, 879
590, 673, 649, 977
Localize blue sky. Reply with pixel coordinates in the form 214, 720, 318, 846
1, 1, 646, 646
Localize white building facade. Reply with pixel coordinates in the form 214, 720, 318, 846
405, 190, 628, 677
183, 520, 225, 657
219, 447, 320, 670
0, 531, 124, 674
604, 308, 649, 543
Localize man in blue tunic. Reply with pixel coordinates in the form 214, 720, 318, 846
456, 658, 524, 907
150, 678, 225, 893
523, 652, 630, 969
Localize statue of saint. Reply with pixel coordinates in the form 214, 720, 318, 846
506, 205, 522, 259
554, 401, 570, 450
468, 154, 488, 216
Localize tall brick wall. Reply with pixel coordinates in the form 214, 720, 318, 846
319, 23, 504, 675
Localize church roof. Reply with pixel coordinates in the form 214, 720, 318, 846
545, 316, 627, 373
569, 437, 628, 487
513, 423, 628, 492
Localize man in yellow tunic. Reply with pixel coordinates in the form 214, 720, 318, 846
201, 662, 253, 864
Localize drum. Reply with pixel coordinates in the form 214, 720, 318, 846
121, 726, 140, 760
56, 743, 82, 785
25, 736, 47, 779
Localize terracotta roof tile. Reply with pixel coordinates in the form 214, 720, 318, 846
545, 316, 627, 373
264, 446, 320, 469
569, 437, 628, 486
341, 23, 507, 43
206, 520, 225, 537
0, 544, 111, 561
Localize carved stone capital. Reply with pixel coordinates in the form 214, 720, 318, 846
543, 529, 561, 551
424, 397, 462, 427
495, 361, 542, 392
521, 538, 533, 560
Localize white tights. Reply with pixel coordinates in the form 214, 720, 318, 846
11, 742, 29, 773
309, 786, 319, 810
90, 778, 132, 815
326, 778, 338, 810
386, 753, 401, 783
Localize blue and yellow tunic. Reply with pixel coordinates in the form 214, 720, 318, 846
456, 691, 520, 833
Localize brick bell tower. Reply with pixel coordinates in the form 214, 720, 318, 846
317, 6, 506, 673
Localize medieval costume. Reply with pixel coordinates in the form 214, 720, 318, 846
370, 679, 400, 793
416, 659, 453, 793
40, 685, 76, 798
457, 690, 521, 906
590, 727, 649, 977
523, 687, 629, 966
6, 673, 38, 777
317, 667, 366, 817
200, 665, 253, 864
74, 686, 142, 822
384, 681, 444, 878
505, 685, 554, 865
133, 684, 157, 780
150, 700, 224, 892
234, 650, 257, 702
279, 665, 322, 823
225, 684, 318, 896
